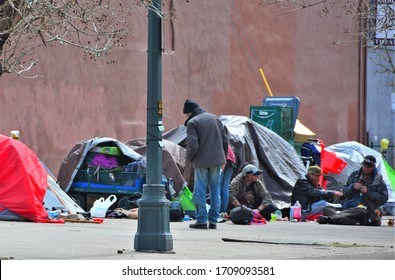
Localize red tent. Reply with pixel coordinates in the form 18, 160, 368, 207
0, 134, 48, 222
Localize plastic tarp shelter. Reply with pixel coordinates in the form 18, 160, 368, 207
57, 136, 144, 193
125, 138, 193, 196
163, 115, 306, 209
326, 141, 395, 212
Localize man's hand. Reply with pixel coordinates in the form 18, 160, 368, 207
256, 205, 265, 212
353, 183, 363, 190
232, 199, 241, 207
333, 191, 343, 198
360, 185, 368, 194
353, 183, 367, 194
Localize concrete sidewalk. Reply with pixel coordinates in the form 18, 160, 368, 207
0, 216, 394, 260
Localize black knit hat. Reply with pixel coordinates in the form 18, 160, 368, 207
183, 99, 199, 114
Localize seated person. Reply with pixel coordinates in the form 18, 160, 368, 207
319, 155, 388, 226
291, 165, 343, 219
228, 164, 277, 221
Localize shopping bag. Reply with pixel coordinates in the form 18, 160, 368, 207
90, 195, 117, 218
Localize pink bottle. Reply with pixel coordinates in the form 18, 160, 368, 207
292, 201, 302, 222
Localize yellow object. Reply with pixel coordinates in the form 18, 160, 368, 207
380, 138, 389, 151
10, 130, 20, 140
293, 119, 316, 143
259, 68, 273, 97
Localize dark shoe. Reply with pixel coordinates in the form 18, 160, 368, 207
318, 216, 330, 224
189, 222, 207, 229
209, 223, 217, 229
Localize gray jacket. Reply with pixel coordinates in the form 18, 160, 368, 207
185, 108, 228, 168
342, 167, 388, 210
229, 173, 273, 208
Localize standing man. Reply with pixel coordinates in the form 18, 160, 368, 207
319, 155, 388, 226
228, 164, 276, 221
291, 165, 343, 219
183, 99, 228, 229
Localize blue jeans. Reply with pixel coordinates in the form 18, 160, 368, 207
309, 200, 330, 215
305, 200, 340, 216
219, 166, 233, 213
192, 166, 221, 224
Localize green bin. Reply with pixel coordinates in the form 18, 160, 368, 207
250, 106, 294, 143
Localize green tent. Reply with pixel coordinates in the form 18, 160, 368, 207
384, 160, 395, 192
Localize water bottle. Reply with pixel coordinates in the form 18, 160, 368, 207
293, 201, 302, 222
275, 210, 282, 221
289, 206, 294, 221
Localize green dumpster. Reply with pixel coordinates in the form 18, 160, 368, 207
250, 106, 294, 144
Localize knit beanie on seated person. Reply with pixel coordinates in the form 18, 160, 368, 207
183, 99, 200, 114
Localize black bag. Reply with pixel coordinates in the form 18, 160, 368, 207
230, 205, 253, 225
364, 197, 382, 226
169, 202, 184, 222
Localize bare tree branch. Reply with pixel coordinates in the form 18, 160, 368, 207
0, 0, 181, 77
0, 0, 161, 77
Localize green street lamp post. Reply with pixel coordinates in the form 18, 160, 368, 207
134, 0, 173, 252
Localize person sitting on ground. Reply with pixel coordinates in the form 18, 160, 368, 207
318, 155, 388, 226
110, 208, 139, 219
228, 164, 277, 221
291, 165, 343, 220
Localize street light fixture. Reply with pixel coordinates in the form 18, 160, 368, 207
134, 0, 173, 252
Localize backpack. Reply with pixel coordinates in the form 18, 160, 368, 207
230, 205, 253, 225
301, 143, 321, 166
169, 202, 184, 222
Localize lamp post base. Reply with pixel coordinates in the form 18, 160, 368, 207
134, 184, 173, 252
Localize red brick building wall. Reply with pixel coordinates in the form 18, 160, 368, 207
0, 1, 363, 175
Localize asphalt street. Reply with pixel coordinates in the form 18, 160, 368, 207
0, 216, 394, 260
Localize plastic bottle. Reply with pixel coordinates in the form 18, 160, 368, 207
289, 206, 294, 221
274, 210, 282, 221
293, 201, 302, 222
